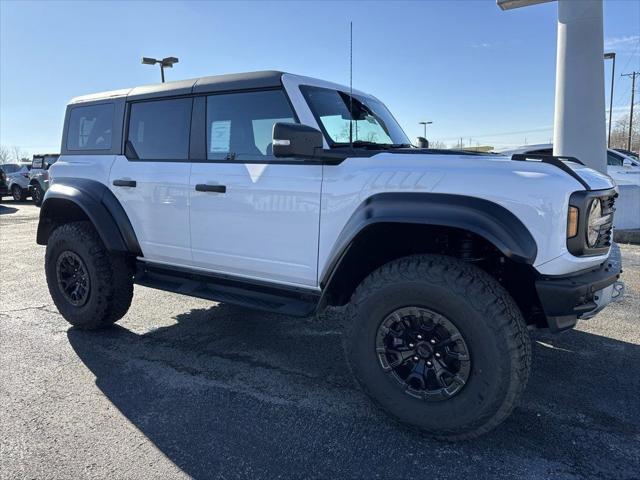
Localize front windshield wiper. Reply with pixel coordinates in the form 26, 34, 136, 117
334, 141, 412, 150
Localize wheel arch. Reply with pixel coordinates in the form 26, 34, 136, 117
320, 193, 539, 309
37, 178, 142, 256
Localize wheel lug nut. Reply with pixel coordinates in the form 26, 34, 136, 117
435, 353, 441, 358
417, 334, 423, 340
426, 361, 432, 366
430, 339, 436, 344
409, 343, 414, 348
413, 356, 419, 361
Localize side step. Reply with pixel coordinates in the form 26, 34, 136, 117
134, 261, 320, 317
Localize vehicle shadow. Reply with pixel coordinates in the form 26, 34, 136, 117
67, 305, 640, 479
0, 204, 18, 215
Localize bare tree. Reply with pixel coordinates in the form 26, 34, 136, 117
609, 111, 640, 152
0, 146, 10, 163
429, 140, 447, 149
10, 146, 26, 163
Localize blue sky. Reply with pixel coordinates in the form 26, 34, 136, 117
1, 0, 638, 155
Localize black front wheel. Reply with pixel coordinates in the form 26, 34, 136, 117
45, 221, 133, 329
345, 254, 531, 440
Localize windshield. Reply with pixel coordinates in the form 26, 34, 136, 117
301, 85, 411, 147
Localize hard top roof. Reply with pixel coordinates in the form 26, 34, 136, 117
69, 70, 286, 104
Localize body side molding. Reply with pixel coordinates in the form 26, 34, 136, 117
37, 177, 142, 256
320, 192, 538, 287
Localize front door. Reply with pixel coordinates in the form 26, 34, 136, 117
189, 89, 322, 287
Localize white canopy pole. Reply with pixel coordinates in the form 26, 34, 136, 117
553, 0, 607, 173
498, 0, 607, 173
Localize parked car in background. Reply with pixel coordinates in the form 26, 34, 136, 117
500, 144, 640, 186
29, 154, 59, 206
0, 163, 31, 201
0, 167, 8, 199
613, 148, 639, 160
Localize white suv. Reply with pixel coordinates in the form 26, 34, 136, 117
38, 71, 624, 439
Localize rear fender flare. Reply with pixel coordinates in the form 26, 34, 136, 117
37, 178, 141, 256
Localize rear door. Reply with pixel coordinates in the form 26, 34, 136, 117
109, 97, 193, 265
189, 89, 322, 287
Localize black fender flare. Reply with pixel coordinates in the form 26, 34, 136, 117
320, 192, 538, 286
37, 178, 142, 256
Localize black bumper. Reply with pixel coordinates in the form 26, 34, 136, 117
535, 244, 622, 332
0, 185, 8, 196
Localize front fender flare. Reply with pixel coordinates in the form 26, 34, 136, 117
320, 192, 538, 286
37, 178, 142, 256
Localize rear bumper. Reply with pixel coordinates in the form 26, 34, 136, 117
535, 243, 624, 332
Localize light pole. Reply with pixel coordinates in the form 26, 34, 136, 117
605, 52, 616, 147
141, 56, 179, 83
419, 121, 433, 138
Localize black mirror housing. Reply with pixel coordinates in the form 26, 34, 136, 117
273, 123, 323, 158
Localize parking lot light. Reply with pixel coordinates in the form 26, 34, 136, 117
141, 56, 179, 83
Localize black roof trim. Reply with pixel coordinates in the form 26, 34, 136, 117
125, 70, 285, 102
193, 70, 284, 95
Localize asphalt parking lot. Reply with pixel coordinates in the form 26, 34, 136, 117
1, 201, 639, 480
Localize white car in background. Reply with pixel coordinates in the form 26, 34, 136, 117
500, 144, 640, 186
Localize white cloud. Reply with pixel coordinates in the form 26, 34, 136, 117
604, 35, 640, 53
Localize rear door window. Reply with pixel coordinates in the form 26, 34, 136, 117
67, 103, 115, 151
127, 98, 192, 160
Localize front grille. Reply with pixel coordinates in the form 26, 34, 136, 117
593, 193, 617, 249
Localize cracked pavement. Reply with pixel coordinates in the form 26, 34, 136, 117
1, 202, 639, 479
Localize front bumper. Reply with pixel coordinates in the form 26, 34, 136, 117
535, 243, 624, 332
0, 185, 8, 196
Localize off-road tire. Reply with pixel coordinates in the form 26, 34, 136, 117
32, 183, 44, 206
11, 185, 26, 201
345, 254, 531, 440
45, 221, 133, 329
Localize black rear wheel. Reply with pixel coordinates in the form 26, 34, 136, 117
32, 183, 44, 206
11, 185, 26, 201
45, 221, 133, 329
345, 254, 531, 440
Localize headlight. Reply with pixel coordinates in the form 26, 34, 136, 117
586, 199, 602, 247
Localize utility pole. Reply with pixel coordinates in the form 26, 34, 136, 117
622, 71, 638, 151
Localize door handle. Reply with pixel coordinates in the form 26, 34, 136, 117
113, 179, 137, 187
195, 184, 226, 193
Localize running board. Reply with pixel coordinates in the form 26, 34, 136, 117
134, 262, 320, 317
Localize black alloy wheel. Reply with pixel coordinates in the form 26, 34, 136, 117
55, 250, 91, 307
376, 306, 471, 400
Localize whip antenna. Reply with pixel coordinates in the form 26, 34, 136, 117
349, 21, 353, 149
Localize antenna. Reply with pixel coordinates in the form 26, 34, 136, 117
349, 21, 353, 149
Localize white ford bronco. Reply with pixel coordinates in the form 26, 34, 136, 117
39, 71, 624, 439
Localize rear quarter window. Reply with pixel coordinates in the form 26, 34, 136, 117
66, 103, 115, 151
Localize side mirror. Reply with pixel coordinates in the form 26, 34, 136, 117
623, 158, 633, 167
416, 137, 429, 149
273, 123, 323, 158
